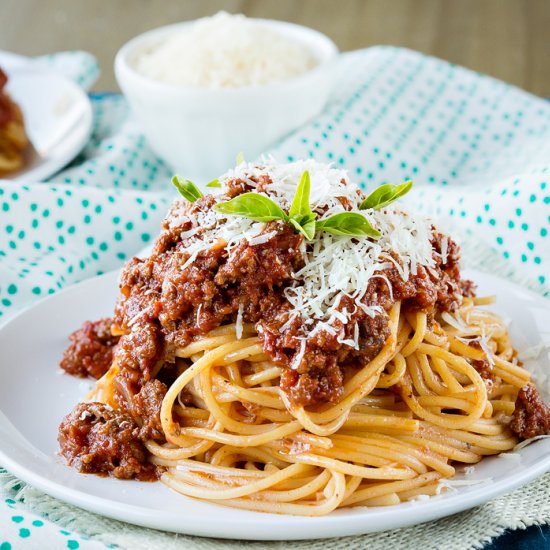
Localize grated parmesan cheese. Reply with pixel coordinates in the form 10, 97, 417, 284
456, 333, 495, 368
165, 159, 443, 352
246, 230, 278, 246
196, 303, 203, 325
441, 311, 470, 333
134, 12, 318, 88
498, 451, 521, 461
477, 333, 495, 368
512, 434, 550, 452
79, 409, 92, 421
407, 494, 431, 503
236, 303, 244, 340
440, 235, 449, 265
127, 307, 151, 328
291, 339, 307, 370
435, 477, 492, 494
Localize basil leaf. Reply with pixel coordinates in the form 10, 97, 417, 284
293, 212, 317, 227
288, 171, 317, 239
316, 212, 381, 239
360, 181, 413, 211
289, 170, 313, 221
236, 151, 246, 165
206, 179, 221, 188
172, 176, 203, 203
301, 218, 317, 241
214, 193, 287, 222
289, 213, 316, 241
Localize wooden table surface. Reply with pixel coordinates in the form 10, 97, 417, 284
1, 0, 549, 96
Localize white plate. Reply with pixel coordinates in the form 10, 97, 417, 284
0, 50, 93, 182
0, 269, 549, 540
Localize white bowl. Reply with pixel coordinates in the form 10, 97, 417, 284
115, 19, 338, 183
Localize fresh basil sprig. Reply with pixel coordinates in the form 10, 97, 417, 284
214, 171, 318, 239
288, 171, 317, 240
316, 212, 381, 238
213, 169, 389, 241
360, 181, 412, 211
213, 192, 287, 222
236, 151, 246, 165
172, 176, 203, 203
290, 214, 317, 240
206, 179, 221, 188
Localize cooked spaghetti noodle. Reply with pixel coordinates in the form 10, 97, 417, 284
58, 159, 550, 515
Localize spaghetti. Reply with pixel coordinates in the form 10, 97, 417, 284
58, 159, 550, 515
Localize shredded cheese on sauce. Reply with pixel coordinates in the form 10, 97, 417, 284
290, 339, 307, 370
440, 235, 449, 265
166, 159, 441, 347
236, 303, 244, 340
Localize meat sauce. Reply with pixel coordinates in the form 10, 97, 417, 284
58, 402, 159, 481
110, 194, 470, 408
60, 318, 120, 379
58, 176, 549, 479
510, 385, 550, 440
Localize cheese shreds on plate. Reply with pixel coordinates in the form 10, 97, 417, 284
435, 477, 493, 494
164, 159, 439, 350
134, 12, 318, 88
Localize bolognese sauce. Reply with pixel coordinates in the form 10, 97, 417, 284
58, 402, 159, 481
60, 318, 120, 379
58, 162, 550, 482
107, 187, 471, 409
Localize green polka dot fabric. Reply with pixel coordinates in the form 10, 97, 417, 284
0, 479, 108, 550
0, 57, 173, 321
1, 47, 550, 549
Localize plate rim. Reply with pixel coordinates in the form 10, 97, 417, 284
0, 268, 549, 540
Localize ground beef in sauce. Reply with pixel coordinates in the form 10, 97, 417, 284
273, 234, 468, 406
60, 318, 120, 379
115, 322, 163, 383
467, 341, 495, 391
62, 180, 475, 413
61, 171, 539, 482
133, 379, 167, 441
281, 363, 345, 406
510, 385, 550, 439
106, 186, 473, 408
224, 174, 272, 197
58, 402, 158, 480
113, 205, 304, 375
471, 358, 495, 392
57, 171, 550, 486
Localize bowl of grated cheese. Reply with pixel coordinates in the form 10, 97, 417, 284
115, 12, 338, 183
